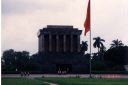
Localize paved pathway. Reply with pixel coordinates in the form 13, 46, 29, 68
44, 82, 58, 85
2, 74, 128, 78
26, 76, 58, 85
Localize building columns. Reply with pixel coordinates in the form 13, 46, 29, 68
49, 34, 52, 52
56, 35, 59, 52
42, 35, 45, 52
63, 35, 66, 52
71, 35, 73, 52
40, 34, 80, 53
77, 35, 80, 52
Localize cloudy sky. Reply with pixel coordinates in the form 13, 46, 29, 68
2, 0, 128, 54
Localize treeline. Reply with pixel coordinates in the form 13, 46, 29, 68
2, 50, 40, 72
1, 37, 128, 73
89, 37, 128, 72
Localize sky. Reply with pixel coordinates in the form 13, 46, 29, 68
2, 0, 128, 54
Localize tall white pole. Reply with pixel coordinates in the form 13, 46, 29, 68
89, 29, 92, 78
89, 0, 92, 78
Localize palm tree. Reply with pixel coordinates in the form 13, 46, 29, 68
100, 45, 106, 54
110, 39, 124, 48
93, 37, 105, 54
99, 45, 106, 60
80, 41, 88, 54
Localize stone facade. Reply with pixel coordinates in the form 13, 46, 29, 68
38, 25, 82, 53
38, 25, 89, 74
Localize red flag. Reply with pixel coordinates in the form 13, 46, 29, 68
84, 0, 90, 35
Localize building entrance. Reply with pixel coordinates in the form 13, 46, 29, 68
56, 64, 72, 74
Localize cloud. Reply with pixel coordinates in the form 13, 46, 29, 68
2, 0, 75, 14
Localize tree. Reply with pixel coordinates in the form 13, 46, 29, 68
15, 51, 30, 71
93, 37, 105, 54
99, 46, 106, 60
2, 49, 15, 65
92, 59, 106, 71
110, 39, 124, 49
2, 49, 16, 71
103, 46, 128, 71
29, 53, 41, 71
2, 49, 31, 72
100, 45, 106, 53
80, 41, 88, 54
92, 46, 107, 71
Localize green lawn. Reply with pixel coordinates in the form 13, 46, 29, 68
2, 77, 49, 85
36, 77, 128, 85
2, 77, 128, 85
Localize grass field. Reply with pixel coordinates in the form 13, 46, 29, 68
2, 77, 128, 85
2, 77, 49, 85
36, 77, 128, 85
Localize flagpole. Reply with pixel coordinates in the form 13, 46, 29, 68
89, 0, 92, 78
84, 0, 91, 78
89, 28, 92, 78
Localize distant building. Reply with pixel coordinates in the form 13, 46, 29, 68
38, 25, 82, 53
38, 25, 89, 74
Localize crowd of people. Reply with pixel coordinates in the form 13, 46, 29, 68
20, 72, 30, 77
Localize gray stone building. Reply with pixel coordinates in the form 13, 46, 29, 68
38, 25, 89, 74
